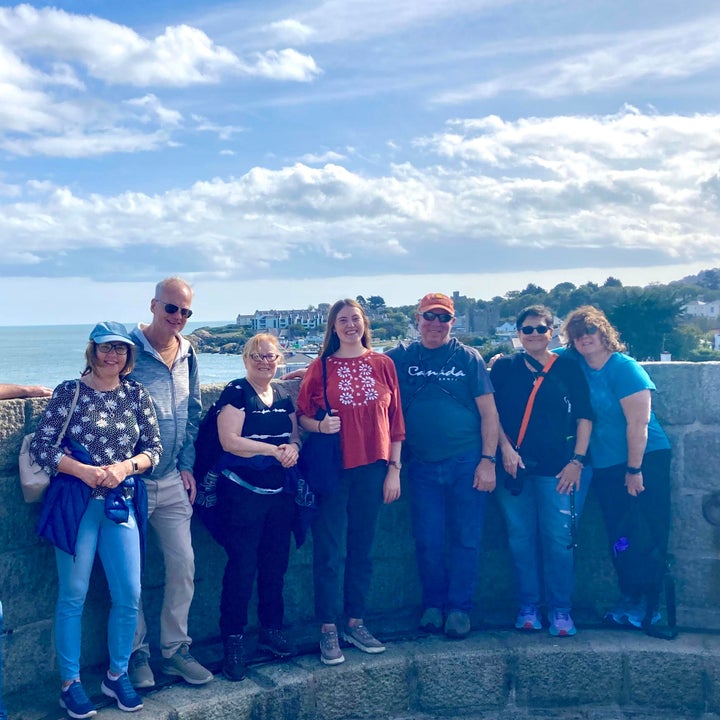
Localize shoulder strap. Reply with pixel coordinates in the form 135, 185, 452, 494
320, 356, 332, 413
515, 354, 559, 448
54, 380, 81, 448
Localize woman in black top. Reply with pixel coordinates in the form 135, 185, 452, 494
214, 334, 301, 681
491, 306, 593, 637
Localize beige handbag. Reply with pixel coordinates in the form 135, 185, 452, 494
18, 381, 80, 503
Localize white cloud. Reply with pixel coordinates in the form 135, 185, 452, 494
265, 19, 316, 44
2, 109, 720, 279
435, 16, 720, 102
299, 150, 347, 163
126, 94, 183, 126
0, 5, 320, 86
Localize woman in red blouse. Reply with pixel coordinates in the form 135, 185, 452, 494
297, 299, 405, 666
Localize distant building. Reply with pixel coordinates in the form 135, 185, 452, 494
236, 306, 329, 333
684, 300, 720, 319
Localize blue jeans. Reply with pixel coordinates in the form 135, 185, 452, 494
0, 600, 6, 720
495, 468, 591, 612
55, 499, 141, 681
408, 449, 487, 614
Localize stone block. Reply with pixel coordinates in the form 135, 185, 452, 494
699, 363, 720, 425
0, 480, 46, 551
683, 431, 720, 491
671, 490, 718, 552
643, 362, 700, 426
413, 635, 508, 713
512, 632, 623, 708
626, 638, 705, 712
670, 552, 720, 624
253, 661, 319, 720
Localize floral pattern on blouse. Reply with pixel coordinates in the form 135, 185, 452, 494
30, 378, 162, 476
333, 356, 380, 407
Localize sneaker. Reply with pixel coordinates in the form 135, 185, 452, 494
444, 610, 471, 639
626, 603, 662, 629
342, 623, 386, 654
101, 673, 143, 713
419, 607, 444, 633
515, 606, 542, 631
128, 650, 155, 689
603, 596, 634, 626
319, 628, 345, 666
59, 681, 97, 719
162, 642, 213, 685
222, 634, 247, 682
549, 609, 577, 637
259, 627, 296, 658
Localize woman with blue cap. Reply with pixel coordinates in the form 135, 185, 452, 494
31, 322, 162, 718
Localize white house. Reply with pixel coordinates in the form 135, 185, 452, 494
684, 300, 720, 319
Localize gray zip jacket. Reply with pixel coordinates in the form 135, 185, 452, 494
129, 325, 201, 479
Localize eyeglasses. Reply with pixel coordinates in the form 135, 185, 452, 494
422, 311, 454, 323
157, 301, 193, 318
249, 353, 281, 362
574, 325, 599, 338
96, 343, 129, 355
520, 325, 551, 335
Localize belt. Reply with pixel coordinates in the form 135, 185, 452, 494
222, 470, 283, 495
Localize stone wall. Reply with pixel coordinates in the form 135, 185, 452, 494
1, 363, 719, 694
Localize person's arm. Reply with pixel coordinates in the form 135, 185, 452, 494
620, 389, 651, 496
217, 404, 285, 461
383, 440, 402, 504
555, 418, 592, 494
0, 383, 52, 400
177, 349, 202, 500
473, 393, 499, 492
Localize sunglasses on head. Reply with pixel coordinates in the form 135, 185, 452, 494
520, 325, 551, 335
422, 311, 454, 323
249, 353, 281, 362
158, 302, 193, 318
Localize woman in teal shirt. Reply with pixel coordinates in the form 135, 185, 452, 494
562, 306, 671, 629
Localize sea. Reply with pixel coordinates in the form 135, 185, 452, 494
0, 322, 251, 389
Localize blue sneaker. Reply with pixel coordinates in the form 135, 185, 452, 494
101, 672, 143, 712
59, 681, 97, 719
515, 606, 542, 631
626, 603, 662, 629
603, 596, 633, 626
549, 609, 577, 637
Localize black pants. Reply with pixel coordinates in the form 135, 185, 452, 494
312, 461, 386, 624
592, 449, 671, 602
217, 476, 295, 638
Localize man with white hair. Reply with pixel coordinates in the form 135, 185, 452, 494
127, 277, 212, 688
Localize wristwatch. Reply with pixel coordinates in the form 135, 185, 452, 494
480, 454, 496, 464
388, 460, 402, 470
626, 466, 642, 475
570, 453, 586, 465
131, 459, 139, 473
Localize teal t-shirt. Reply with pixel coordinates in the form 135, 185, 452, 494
557, 350, 670, 469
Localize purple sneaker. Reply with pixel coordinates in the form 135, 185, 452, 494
549, 609, 577, 637
515, 606, 542, 631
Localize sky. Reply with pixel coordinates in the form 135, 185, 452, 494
1, 0, 720, 325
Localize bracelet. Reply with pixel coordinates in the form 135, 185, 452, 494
569, 459, 583, 467
317, 419, 323, 433
571, 453, 586, 464
626, 466, 642, 475
480, 454, 496, 464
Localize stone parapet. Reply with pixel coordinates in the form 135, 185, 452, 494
1, 364, 719, 698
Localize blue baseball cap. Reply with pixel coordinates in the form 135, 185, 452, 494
89, 321, 132, 344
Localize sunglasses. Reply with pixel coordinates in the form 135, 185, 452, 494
422, 311, 454, 323
520, 325, 551, 335
574, 325, 599, 338
158, 301, 193, 318
96, 342, 129, 355
249, 353, 281, 362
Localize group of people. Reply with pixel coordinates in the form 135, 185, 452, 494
1, 283, 672, 719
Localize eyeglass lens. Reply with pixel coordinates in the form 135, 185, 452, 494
422, 311, 453, 322
97, 343, 129, 355
162, 302, 193, 318
520, 325, 550, 335
250, 353, 280, 362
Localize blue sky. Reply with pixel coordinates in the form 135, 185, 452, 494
1, 0, 719, 324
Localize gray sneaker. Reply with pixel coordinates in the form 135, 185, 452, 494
128, 650, 155, 689
162, 643, 213, 685
444, 610, 471, 639
419, 607, 444, 633
319, 628, 345, 666
342, 623, 386, 654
